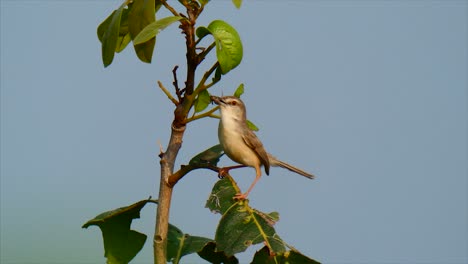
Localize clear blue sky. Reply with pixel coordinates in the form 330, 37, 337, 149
1, 1, 467, 263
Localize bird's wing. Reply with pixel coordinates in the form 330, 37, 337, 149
242, 130, 270, 175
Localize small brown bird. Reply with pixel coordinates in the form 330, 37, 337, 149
211, 96, 314, 199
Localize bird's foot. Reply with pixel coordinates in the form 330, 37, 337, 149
233, 192, 248, 200
217, 167, 230, 179
217, 165, 245, 179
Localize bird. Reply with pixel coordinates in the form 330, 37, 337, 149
211, 95, 314, 199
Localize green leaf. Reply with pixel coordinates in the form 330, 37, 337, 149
97, 11, 113, 43
215, 202, 287, 256
115, 6, 131, 53
98, 6, 132, 56
212, 65, 222, 83
128, 0, 158, 63
232, 0, 242, 9
82, 198, 155, 264
189, 144, 224, 166
196, 26, 211, 39
206, 175, 285, 256
167, 224, 213, 263
233, 83, 244, 98
205, 176, 238, 215
246, 120, 259, 131
100, 3, 126, 67
116, 33, 132, 53
198, 0, 210, 6
206, 20, 243, 74
194, 90, 211, 113
134, 16, 183, 45
251, 246, 321, 264
198, 242, 239, 264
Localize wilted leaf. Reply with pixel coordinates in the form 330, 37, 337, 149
128, 0, 157, 63
233, 83, 244, 98
134, 16, 183, 45
167, 224, 213, 263
194, 90, 211, 113
82, 198, 155, 264
189, 144, 224, 166
198, 242, 239, 264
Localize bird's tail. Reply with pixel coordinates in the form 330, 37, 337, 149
268, 153, 315, 179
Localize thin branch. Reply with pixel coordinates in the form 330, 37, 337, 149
209, 114, 220, 119
193, 61, 219, 95
168, 163, 249, 188
161, 0, 180, 17
203, 79, 218, 91
167, 163, 220, 187
198, 42, 216, 61
158, 81, 179, 106
186, 106, 219, 123
172, 66, 183, 101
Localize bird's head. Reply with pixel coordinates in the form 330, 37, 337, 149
210, 96, 247, 121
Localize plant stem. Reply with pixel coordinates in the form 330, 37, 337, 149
154, 123, 186, 264
154, 3, 201, 264
185, 106, 219, 123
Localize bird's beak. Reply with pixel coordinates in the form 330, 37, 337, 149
210, 96, 224, 105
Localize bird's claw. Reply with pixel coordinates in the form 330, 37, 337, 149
217, 167, 229, 179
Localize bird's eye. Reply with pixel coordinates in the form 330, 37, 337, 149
230, 101, 237, 106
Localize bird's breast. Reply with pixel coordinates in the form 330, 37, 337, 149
218, 119, 260, 168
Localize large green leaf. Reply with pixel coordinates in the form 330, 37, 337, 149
82, 199, 154, 264
251, 246, 321, 264
115, 7, 131, 53
167, 224, 213, 264
205, 176, 238, 215
207, 20, 243, 74
97, 5, 131, 57
116, 33, 132, 53
197, 20, 243, 74
206, 176, 285, 256
99, 3, 126, 67
134, 16, 183, 45
189, 144, 224, 167
198, 242, 239, 264
128, 0, 158, 63
215, 202, 286, 256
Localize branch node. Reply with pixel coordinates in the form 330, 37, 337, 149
158, 140, 165, 158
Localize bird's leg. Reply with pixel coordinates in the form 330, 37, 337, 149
234, 166, 262, 200
218, 164, 246, 178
